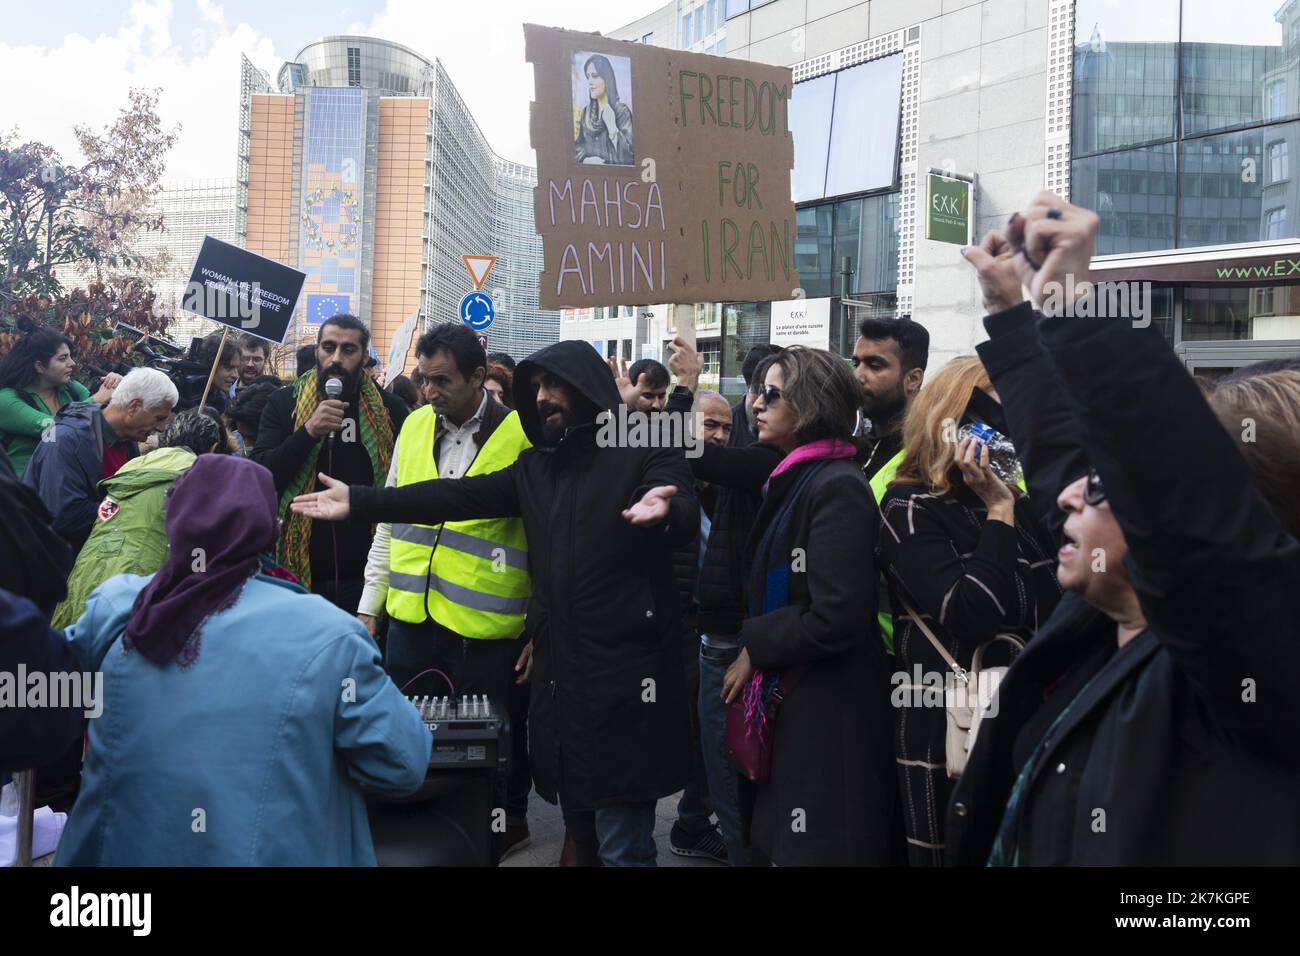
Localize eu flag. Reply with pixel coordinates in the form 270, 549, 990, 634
307, 294, 351, 325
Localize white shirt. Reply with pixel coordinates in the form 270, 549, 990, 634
357, 390, 489, 617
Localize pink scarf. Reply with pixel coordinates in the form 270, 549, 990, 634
764, 437, 856, 492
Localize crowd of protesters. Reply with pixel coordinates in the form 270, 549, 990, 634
2, 189, 1298, 867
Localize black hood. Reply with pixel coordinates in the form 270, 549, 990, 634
513, 341, 621, 445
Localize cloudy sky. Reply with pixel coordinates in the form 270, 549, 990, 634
1, 0, 662, 181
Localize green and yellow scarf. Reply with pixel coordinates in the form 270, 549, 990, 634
276, 369, 394, 588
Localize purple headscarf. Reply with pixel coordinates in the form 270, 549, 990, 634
124, 454, 278, 668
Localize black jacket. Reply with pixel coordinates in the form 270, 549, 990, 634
0, 476, 81, 774
23, 402, 138, 551
947, 303, 1300, 865
671, 482, 716, 625
663, 388, 767, 634
877, 478, 1061, 865
740, 459, 906, 865
350, 341, 699, 809
0, 589, 84, 774
860, 426, 903, 483
681, 396, 783, 637
251, 380, 408, 584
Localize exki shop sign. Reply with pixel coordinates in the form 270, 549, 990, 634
1096, 252, 1300, 283
925, 172, 972, 245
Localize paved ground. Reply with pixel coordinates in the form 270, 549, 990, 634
498, 790, 723, 867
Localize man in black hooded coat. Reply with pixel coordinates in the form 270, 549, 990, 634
292, 340, 699, 866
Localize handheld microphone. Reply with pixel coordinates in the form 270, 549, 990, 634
324, 376, 343, 448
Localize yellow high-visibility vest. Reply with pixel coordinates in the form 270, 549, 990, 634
868, 446, 907, 656
385, 405, 531, 639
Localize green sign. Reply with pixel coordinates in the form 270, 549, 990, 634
925, 173, 971, 245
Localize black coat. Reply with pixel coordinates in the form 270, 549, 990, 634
0, 589, 83, 774
251, 380, 408, 584
947, 304, 1300, 865
686, 409, 783, 638
671, 482, 716, 624
350, 341, 698, 810
740, 458, 906, 866
877, 480, 1061, 865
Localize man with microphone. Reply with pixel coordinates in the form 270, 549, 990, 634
251, 314, 408, 611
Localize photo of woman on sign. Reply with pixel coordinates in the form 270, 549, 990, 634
573, 52, 635, 166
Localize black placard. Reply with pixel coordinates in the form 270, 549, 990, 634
182, 236, 306, 344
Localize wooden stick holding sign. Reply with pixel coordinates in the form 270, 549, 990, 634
197, 326, 230, 411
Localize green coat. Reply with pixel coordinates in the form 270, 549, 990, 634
51, 445, 197, 630
0, 379, 92, 477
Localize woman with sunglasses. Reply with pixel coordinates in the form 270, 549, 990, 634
875, 355, 1062, 866
948, 193, 1300, 866
719, 346, 905, 866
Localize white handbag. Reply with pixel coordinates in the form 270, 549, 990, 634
900, 598, 1024, 778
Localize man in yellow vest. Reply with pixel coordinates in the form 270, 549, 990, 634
357, 325, 532, 850
852, 317, 930, 651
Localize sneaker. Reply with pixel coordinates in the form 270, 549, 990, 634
500, 821, 530, 861
669, 822, 729, 864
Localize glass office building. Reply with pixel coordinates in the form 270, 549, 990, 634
1072, 0, 1300, 373
238, 37, 559, 371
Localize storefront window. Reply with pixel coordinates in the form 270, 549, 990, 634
1181, 0, 1296, 136
1071, 144, 1176, 254
1269, 140, 1289, 183
794, 195, 899, 298
795, 204, 834, 297
1073, 1, 1300, 252
789, 73, 834, 202
1072, 0, 1179, 155
1183, 284, 1300, 341
833, 193, 899, 294
1179, 124, 1299, 246
719, 300, 772, 399
1266, 207, 1288, 239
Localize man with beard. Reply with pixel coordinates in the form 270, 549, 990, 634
852, 317, 929, 488
852, 317, 929, 655
252, 314, 408, 610
291, 340, 698, 866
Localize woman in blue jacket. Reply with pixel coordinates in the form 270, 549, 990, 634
56, 454, 431, 866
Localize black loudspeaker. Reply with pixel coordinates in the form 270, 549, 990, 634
364, 695, 507, 867
366, 773, 497, 866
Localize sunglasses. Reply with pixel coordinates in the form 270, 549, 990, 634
1084, 468, 1107, 507
760, 384, 784, 406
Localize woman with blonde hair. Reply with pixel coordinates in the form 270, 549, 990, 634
877, 355, 1060, 866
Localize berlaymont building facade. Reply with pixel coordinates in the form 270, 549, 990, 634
562, 0, 1300, 393
237, 38, 559, 369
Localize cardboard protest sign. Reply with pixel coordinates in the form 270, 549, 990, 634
525, 24, 799, 310
182, 236, 307, 345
